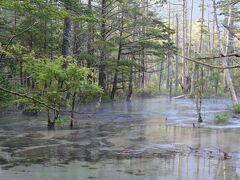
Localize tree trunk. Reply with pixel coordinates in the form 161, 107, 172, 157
111, 13, 123, 100
181, 0, 187, 93
195, 92, 203, 123
175, 14, 179, 95
99, 0, 107, 93
87, 0, 94, 69
166, 0, 171, 90
62, 16, 71, 57
199, 0, 205, 95
70, 92, 76, 129
213, 0, 238, 105
127, 63, 133, 102
189, 0, 195, 94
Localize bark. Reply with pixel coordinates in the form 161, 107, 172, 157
62, 16, 71, 57
182, 55, 240, 69
43, 17, 48, 55
207, 6, 212, 54
190, 62, 195, 93
195, 92, 203, 123
111, 14, 123, 100
20, 61, 23, 85
127, 63, 133, 102
181, 0, 188, 93
187, 0, 194, 57
87, 0, 94, 68
127, 13, 137, 101
175, 14, 179, 95
99, 0, 107, 92
199, 0, 205, 94
159, 61, 164, 92
73, 19, 81, 63
70, 92, 76, 129
166, 0, 171, 90
189, 0, 195, 94
140, 0, 148, 89
61, 16, 71, 106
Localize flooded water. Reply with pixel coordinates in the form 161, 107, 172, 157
0, 96, 240, 180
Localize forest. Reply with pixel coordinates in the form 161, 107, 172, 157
0, 0, 240, 179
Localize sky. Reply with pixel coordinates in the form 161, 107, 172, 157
153, 0, 215, 22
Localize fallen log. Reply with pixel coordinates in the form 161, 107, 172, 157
173, 95, 185, 99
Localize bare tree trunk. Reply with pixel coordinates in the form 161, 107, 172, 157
175, 14, 179, 95
166, 0, 171, 90
111, 13, 123, 100
127, 62, 133, 102
189, 0, 195, 94
193, 0, 205, 122
99, 0, 107, 92
199, 0, 204, 54
213, 0, 238, 105
199, 0, 205, 94
181, 0, 187, 94
195, 92, 203, 123
207, 5, 211, 54
140, 0, 148, 89
188, 0, 193, 57
87, 0, 94, 69
212, 21, 215, 54
73, 22, 81, 63
127, 13, 137, 101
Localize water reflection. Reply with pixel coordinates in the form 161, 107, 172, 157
1, 155, 240, 180
0, 96, 240, 180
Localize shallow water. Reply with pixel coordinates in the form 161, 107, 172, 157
0, 96, 240, 180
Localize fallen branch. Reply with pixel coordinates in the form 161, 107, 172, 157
0, 86, 58, 112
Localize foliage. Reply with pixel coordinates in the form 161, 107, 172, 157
215, 113, 228, 124
233, 104, 240, 114
22, 105, 42, 116
135, 84, 159, 97
55, 117, 72, 126
22, 54, 102, 109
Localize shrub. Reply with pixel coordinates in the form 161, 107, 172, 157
135, 84, 159, 97
215, 113, 228, 124
233, 103, 240, 114
23, 106, 42, 116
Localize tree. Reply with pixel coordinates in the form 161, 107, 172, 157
213, 0, 238, 105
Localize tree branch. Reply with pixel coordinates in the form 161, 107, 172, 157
0, 22, 38, 60
222, 24, 240, 42
195, 53, 240, 60
0, 86, 58, 112
181, 55, 240, 69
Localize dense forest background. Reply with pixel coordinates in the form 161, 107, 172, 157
0, 0, 240, 127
